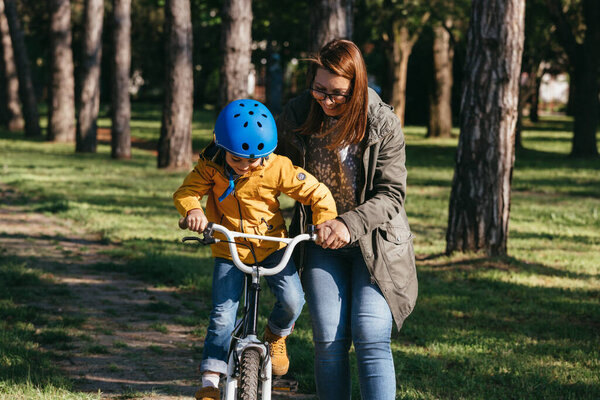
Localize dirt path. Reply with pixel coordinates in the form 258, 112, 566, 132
0, 186, 314, 400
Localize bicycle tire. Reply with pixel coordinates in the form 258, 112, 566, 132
237, 348, 261, 400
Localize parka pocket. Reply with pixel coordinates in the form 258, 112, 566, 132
378, 225, 416, 290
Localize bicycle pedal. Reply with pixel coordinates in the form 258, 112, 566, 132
271, 376, 299, 392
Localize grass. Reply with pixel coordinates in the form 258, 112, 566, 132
0, 257, 97, 399
1, 105, 599, 399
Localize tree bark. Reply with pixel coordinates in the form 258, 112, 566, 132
427, 22, 454, 138
545, 0, 599, 157
384, 12, 429, 126
529, 74, 541, 123
446, 0, 525, 256
388, 22, 411, 126
218, 0, 252, 109
76, 0, 104, 153
515, 61, 542, 148
158, 0, 193, 169
48, 0, 75, 143
111, 0, 131, 159
3, 0, 40, 137
309, 0, 353, 52
0, 0, 22, 131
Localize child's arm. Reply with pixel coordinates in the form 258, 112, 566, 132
173, 158, 214, 229
276, 156, 337, 224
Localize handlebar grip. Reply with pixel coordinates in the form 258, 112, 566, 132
179, 217, 188, 229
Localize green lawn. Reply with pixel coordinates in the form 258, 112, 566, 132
0, 107, 598, 399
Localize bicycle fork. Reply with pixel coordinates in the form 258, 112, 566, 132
223, 269, 273, 400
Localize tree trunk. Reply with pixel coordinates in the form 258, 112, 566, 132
0, 0, 22, 131
569, 0, 599, 157
427, 22, 454, 138
446, 0, 525, 256
219, 0, 252, 109
76, 0, 103, 153
266, 48, 283, 115
569, 59, 599, 157
3, 0, 40, 137
111, 0, 131, 159
384, 12, 429, 126
529, 74, 541, 123
158, 0, 193, 169
545, 0, 599, 157
388, 22, 412, 126
48, 0, 75, 143
516, 61, 542, 147
309, 0, 353, 52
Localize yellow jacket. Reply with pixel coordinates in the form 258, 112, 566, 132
174, 144, 337, 263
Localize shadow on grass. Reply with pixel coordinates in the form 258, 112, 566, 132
406, 144, 456, 168
0, 256, 74, 388
0, 231, 106, 247
522, 118, 573, 132
418, 254, 597, 280
394, 254, 599, 399
511, 230, 599, 246
0, 244, 210, 397
396, 350, 599, 400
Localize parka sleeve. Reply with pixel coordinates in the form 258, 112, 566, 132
276, 156, 337, 225
173, 158, 215, 217
338, 117, 408, 242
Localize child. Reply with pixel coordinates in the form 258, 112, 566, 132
173, 99, 337, 400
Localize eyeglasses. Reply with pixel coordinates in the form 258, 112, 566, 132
310, 87, 351, 104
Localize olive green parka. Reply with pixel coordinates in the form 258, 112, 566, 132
276, 88, 418, 330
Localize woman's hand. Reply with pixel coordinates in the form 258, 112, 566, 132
185, 208, 208, 232
316, 218, 351, 249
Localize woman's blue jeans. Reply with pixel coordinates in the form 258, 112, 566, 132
303, 243, 396, 400
200, 248, 305, 375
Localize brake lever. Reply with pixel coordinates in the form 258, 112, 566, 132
182, 222, 219, 245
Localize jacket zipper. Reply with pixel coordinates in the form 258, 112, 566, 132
291, 131, 308, 231
233, 182, 257, 257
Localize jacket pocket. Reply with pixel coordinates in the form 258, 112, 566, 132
378, 225, 416, 290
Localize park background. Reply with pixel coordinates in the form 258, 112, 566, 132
0, 0, 599, 399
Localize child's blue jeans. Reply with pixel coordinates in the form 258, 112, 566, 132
200, 248, 305, 375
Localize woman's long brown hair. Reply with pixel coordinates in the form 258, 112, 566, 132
298, 39, 369, 149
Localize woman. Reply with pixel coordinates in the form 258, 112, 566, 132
276, 39, 418, 400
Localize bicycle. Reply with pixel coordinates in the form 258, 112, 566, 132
180, 219, 316, 400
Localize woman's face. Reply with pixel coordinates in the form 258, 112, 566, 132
311, 68, 352, 117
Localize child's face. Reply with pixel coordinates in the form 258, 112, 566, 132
225, 152, 262, 176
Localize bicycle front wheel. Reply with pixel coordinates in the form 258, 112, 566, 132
238, 348, 261, 400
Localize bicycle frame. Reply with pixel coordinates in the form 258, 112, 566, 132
182, 221, 315, 400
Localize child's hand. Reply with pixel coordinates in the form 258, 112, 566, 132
186, 209, 208, 232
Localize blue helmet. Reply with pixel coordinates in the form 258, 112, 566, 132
214, 99, 277, 158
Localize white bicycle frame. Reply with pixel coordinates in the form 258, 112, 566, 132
182, 221, 315, 400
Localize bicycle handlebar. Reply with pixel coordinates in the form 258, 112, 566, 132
180, 219, 316, 276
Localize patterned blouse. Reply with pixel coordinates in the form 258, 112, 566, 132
305, 117, 363, 218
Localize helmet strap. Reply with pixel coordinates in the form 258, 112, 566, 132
218, 168, 236, 202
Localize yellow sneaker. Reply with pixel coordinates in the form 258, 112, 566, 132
264, 326, 290, 376
195, 386, 220, 400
